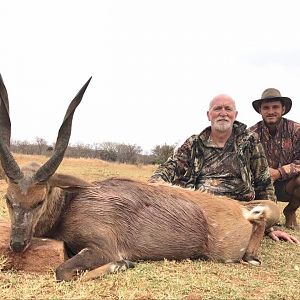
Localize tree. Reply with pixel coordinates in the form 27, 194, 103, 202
151, 144, 175, 164
35, 137, 48, 155
9, 138, 174, 165
116, 143, 142, 164
98, 142, 118, 161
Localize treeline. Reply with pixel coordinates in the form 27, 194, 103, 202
10, 137, 176, 165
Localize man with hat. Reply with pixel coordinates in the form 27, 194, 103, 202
250, 88, 300, 230
150, 94, 299, 243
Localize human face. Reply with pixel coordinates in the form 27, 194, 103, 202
259, 100, 285, 125
207, 95, 238, 132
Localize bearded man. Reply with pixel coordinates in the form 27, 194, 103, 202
250, 88, 300, 230
150, 94, 299, 243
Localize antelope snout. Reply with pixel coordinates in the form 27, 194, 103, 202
10, 237, 29, 253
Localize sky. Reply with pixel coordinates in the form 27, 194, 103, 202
1, 0, 300, 153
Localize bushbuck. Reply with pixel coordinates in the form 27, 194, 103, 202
0, 74, 278, 281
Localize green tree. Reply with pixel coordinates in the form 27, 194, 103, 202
151, 144, 175, 164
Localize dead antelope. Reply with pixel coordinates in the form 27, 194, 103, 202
0, 74, 277, 281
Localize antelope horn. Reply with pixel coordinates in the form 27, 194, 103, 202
0, 74, 11, 146
34, 77, 92, 182
0, 74, 23, 181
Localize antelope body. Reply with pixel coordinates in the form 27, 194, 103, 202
0, 75, 270, 281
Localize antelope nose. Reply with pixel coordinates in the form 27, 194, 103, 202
10, 239, 26, 253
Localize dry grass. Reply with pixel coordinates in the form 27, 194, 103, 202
0, 154, 299, 300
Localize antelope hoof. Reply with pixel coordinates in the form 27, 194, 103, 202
242, 255, 261, 266
110, 260, 135, 273
55, 266, 79, 282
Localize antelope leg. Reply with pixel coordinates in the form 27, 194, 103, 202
55, 247, 109, 281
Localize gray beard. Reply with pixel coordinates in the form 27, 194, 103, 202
214, 123, 231, 132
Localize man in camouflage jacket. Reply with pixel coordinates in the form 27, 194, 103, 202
151, 120, 275, 202
151, 94, 299, 243
250, 88, 300, 230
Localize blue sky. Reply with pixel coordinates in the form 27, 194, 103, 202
1, 0, 300, 153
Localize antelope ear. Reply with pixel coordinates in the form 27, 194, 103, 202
48, 173, 92, 191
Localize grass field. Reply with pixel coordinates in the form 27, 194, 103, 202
0, 154, 299, 300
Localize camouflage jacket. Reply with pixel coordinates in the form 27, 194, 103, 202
151, 121, 276, 201
250, 118, 300, 181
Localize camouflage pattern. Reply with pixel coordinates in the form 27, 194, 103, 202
250, 118, 300, 181
151, 121, 276, 201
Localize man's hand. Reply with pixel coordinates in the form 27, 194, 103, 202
268, 230, 300, 244
269, 168, 281, 182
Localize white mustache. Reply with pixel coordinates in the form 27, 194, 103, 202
216, 118, 230, 122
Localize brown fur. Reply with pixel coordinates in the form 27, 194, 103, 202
0, 75, 267, 281
5, 168, 267, 281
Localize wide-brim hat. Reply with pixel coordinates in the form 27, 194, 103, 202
252, 88, 292, 115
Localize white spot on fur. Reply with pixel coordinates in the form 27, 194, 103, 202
251, 205, 264, 214
242, 205, 265, 221
78, 248, 89, 255
109, 263, 119, 273
247, 259, 261, 266
240, 248, 245, 252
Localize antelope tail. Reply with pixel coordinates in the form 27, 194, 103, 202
242, 205, 271, 222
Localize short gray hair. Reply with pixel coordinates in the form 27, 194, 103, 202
208, 94, 236, 110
